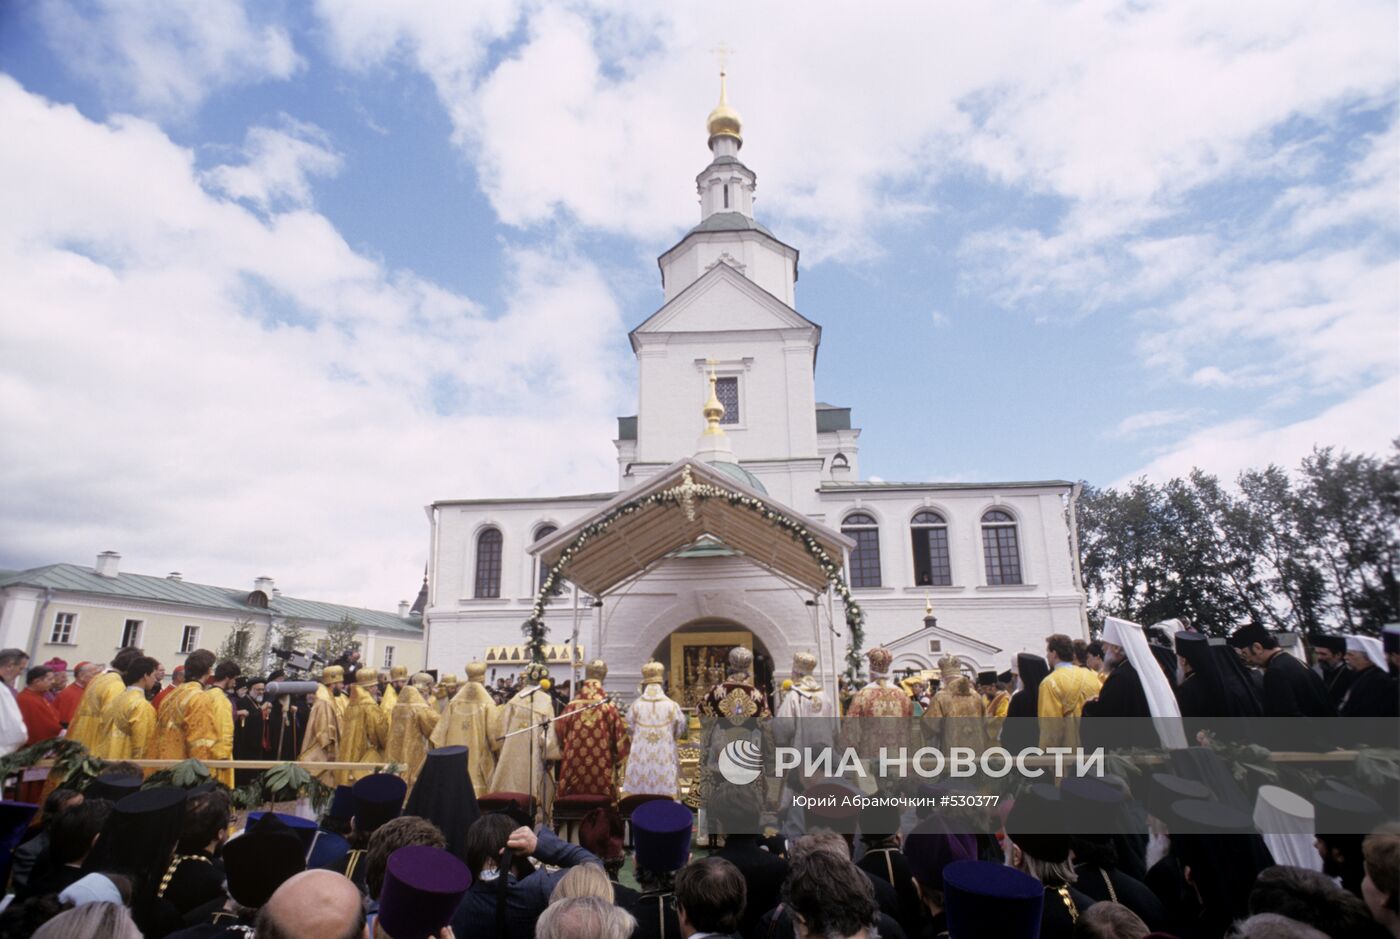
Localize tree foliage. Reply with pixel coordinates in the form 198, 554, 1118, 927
1078, 443, 1399, 635
324, 615, 362, 663
216, 618, 267, 676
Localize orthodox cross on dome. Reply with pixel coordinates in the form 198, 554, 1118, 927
709, 42, 734, 75
705, 44, 742, 147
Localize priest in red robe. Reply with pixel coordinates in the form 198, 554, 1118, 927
552, 660, 630, 801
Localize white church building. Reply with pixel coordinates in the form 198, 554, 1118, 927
423, 77, 1087, 705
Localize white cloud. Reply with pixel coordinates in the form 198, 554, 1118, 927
0, 77, 628, 607
1110, 409, 1203, 439
38, 0, 301, 115
1116, 377, 1399, 486
930, 311, 951, 329
204, 119, 343, 212
311, 1, 1396, 260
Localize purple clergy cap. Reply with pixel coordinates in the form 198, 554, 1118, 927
377, 845, 471, 939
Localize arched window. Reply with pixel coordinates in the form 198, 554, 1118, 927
474, 527, 503, 598
841, 512, 882, 588
911, 510, 952, 586
981, 510, 1022, 585
533, 524, 558, 592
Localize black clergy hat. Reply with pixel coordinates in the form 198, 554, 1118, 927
352, 773, 407, 836
943, 859, 1044, 938
996, 670, 1013, 685
903, 815, 977, 892
1060, 774, 1127, 839
1170, 799, 1255, 834
222, 812, 306, 908
858, 801, 901, 841
246, 812, 319, 855
1310, 633, 1347, 655
87, 771, 142, 803
1383, 624, 1399, 656
1313, 786, 1385, 835
1175, 630, 1210, 666
85, 786, 188, 902
1004, 783, 1069, 863
1145, 773, 1210, 825
975, 670, 997, 685
325, 785, 354, 824
404, 746, 479, 861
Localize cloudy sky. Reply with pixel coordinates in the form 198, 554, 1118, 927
1, 1, 1396, 609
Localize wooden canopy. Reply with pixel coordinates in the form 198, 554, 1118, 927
530, 459, 855, 596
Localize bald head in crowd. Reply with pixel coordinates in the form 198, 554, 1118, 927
255, 870, 367, 939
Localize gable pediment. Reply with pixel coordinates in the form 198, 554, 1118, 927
630, 262, 818, 344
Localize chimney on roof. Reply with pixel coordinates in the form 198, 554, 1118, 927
95, 551, 121, 579
398, 600, 411, 618
254, 576, 275, 595
167, 572, 183, 581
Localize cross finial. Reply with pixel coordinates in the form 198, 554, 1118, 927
709, 42, 733, 76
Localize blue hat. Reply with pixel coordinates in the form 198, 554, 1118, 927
247, 812, 319, 855
1004, 783, 1069, 863
631, 800, 692, 873
223, 813, 305, 908
306, 829, 351, 870
377, 845, 472, 939
327, 785, 354, 821
352, 773, 407, 835
943, 859, 1044, 938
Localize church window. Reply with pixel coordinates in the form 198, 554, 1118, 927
723, 184, 729, 208
49, 612, 76, 645
842, 512, 882, 588
715, 376, 739, 424
474, 527, 504, 598
981, 510, 1023, 585
911, 510, 952, 586
533, 524, 558, 592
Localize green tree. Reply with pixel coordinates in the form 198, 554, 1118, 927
216, 618, 267, 675
324, 615, 362, 664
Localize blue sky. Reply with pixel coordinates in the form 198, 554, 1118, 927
1, 1, 1395, 607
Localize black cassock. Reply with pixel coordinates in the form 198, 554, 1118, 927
235, 701, 269, 785
267, 696, 307, 761
1339, 665, 1398, 719
1321, 663, 1357, 711
1082, 661, 1152, 751
1259, 651, 1334, 751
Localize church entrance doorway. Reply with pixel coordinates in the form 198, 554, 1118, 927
649, 619, 774, 714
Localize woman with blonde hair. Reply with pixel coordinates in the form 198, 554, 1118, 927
549, 862, 615, 903
32, 901, 141, 939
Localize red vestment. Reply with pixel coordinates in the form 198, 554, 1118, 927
18, 688, 62, 746
554, 680, 631, 800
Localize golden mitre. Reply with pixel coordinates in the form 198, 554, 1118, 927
641, 661, 666, 685
585, 659, 608, 682
938, 653, 962, 682
792, 651, 817, 676
321, 665, 344, 685
389, 665, 409, 681
466, 661, 487, 682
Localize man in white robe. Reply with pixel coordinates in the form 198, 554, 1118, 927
622, 661, 688, 798
487, 662, 556, 820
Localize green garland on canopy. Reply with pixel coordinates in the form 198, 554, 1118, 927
522, 465, 867, 676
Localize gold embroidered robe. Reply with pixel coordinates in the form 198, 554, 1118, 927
925, 677, 988, 752
299, 685, 342, 787
152, 682, 219, 764
622, 685, 687, 798
842, 679, 911, 757
380, 684, 398, 719
699, 677, 771, 806
204, 686, 236, 788
486, 684, 555, 812
93, 687, 157, 761
551, 680, 630, 800
1037, 664, 1102, 750
67, 670, 123, 753
385, 686, 439, 786
429, 681, 499, 793
340, 686, 388, 781
984, 690, 1010, 744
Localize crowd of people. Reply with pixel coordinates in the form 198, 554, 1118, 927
0, 618, 1392, 939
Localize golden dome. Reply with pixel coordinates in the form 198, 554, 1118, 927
706, 70, 742, 145
702, 362, 726, 435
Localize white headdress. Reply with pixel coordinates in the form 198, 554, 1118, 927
1103, 617, 1188, 749
1344, 634, 1390, 673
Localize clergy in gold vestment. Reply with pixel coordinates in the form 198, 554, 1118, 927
67, 646, 144, 751
92, 656, 159, 761
434, 674, 458, 715
341, 669, 388, 781
428, 662, 498, 793
300, 666, 344, 787
552, 660, 630, 801
204, 662, 239, 788
385, 672, 439, 786
843, 647, 911, 758
380, 665, 406, 720
151, 650, 220, 764
1038, 633, 1102, 750
622, 662, 687, 798
487, 663, 555, 818
925, 655, 987, 752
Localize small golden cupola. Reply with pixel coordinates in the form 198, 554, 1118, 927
706, 68, 743, 148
